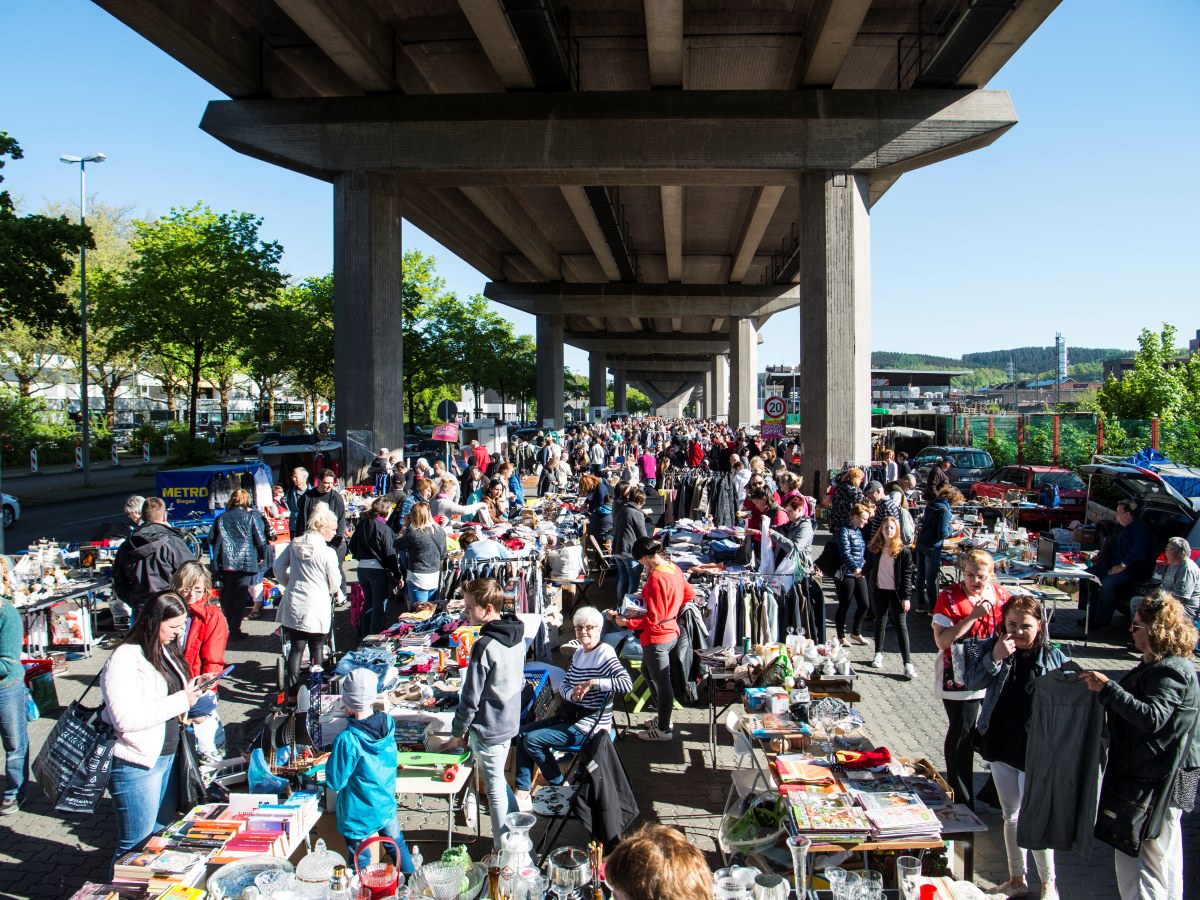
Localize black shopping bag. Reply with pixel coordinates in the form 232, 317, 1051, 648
32, 672, 116, 815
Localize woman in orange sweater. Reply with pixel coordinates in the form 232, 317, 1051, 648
606, 536, 694, 742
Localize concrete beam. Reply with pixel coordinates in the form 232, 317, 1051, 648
199, 89, 1018, 186
661, 186, 684, 282
800, 170, 872, 481
729, 186, 785, 283
484, 282, 800, 318
795, 0, 872, 87
536, 314, 565, 428
274, 0, 397, 92
643, 0, 683, 88
559, 187, 622, 281
568, 335, 731, 355
457, 0, 536, 89
461, 187, 561, 281
607, 358, 715, 374
958, 1, 1063, 88
400, 188, 506, 279
333, 173, 405, 476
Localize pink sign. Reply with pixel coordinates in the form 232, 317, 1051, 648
432, 423, 459, 441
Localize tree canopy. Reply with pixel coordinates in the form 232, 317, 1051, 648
0, 132, 92, 331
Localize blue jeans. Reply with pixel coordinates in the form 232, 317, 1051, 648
342, 813, 415, 874
108, 753, 179, 872
0, 680, 30, 803
1094, 568, 1140, 629
515, 719, 583, 791
916, 546, 942, 609
614, 557, 642, 602
406, 584, 437, 607
469, 730, 515, 851
358, 567, 393, 637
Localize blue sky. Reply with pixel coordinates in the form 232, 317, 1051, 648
4, 0, 1198, 375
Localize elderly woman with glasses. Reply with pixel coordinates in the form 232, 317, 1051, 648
512, 607, 632, 809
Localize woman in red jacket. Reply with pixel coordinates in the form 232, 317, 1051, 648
171, 561, 228, 762
606, 536, 694, 742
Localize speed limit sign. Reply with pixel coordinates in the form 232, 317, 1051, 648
764, 395, 786, 419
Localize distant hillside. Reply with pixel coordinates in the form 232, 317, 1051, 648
961, 347, 1129, 372
872, 351, 965, 369
872, 347, 1130, 376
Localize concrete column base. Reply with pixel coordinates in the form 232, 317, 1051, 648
589, 351, 608, 416
729, 318, 758, 428
612, 370, 628, 414
712, 355, 729, 420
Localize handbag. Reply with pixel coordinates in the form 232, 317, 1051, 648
814, 540, 841, 577
1094, 779, 1158, 857
178, 727, 207, 809
31, 670, 116, 815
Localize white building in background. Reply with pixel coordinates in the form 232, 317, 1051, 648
0, 352, 286, 425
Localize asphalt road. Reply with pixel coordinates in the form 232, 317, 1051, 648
4, 492, 134, 548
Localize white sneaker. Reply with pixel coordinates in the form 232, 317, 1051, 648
560, 639, 581, 653
637, 724, 674, 742
903, 663, 917, 680
871, 653, 884, 669
1039, 883, 1059, 900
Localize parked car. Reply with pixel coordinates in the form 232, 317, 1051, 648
911, 446, 995, 493
238, 430, 282, 455
2, 493, 20, 529
972, 465, 1087, 526
1080, 460, 1200, 551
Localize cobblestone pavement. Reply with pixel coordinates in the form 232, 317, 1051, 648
1, 551, 1196, 899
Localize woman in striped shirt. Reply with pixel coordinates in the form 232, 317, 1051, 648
512, 606, 632, 809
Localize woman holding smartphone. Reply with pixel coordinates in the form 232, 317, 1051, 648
102, 592, 205, 874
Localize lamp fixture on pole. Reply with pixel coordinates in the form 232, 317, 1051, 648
59, 153, 106, 488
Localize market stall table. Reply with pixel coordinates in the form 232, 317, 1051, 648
15, 578, 110, 657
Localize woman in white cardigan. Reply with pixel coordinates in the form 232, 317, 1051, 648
102, 592, 204, 873
274, 502, 344, 696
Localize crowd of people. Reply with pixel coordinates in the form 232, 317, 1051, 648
1, 415, 1198, 900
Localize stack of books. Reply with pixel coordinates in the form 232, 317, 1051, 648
843, 773, 942, 840
110, 850, 207, 893
786, 792, 872, 842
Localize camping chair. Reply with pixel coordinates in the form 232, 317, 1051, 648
534, 692, 629, 860
587, 534, 617, 588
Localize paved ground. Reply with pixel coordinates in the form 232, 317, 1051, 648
1, 541, 1196, 899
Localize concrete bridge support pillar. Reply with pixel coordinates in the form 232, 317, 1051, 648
712, 355, 729, 420
536, 313, 565, 428
589, 352, 608, 417
333, 173, 404, 476
800, 170, 872, 481
612, 370, 628, 414
729, 318, 758, 428
702, 366, 714, 419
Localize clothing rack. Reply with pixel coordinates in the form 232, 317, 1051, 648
441, 551, 545, 615
659, 468, 739, 528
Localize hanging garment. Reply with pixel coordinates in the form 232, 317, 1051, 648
1017, 663, 1109, 858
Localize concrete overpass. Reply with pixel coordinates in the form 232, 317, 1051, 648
94, 0, 1057, 478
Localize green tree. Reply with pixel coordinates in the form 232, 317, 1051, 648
0, 320, 70, 396
277, 275, 334, 429
98, 204, 285, 436
1096, 324, 1185, 421
0, 132, 92, 331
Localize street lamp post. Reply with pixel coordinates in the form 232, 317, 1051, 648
60, 153, 105, 488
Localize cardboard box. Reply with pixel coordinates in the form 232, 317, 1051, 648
1072, 526, 1097, 549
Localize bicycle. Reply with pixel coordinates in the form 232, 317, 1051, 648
167, 506, 215, 558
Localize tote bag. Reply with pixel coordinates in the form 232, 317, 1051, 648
32, 671, 116, 815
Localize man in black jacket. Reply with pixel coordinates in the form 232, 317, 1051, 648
297, 469, 347, 549
284, 466, 308, 535
111, 497, 194, 622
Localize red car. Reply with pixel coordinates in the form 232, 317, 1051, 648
972, 465, 1088, 527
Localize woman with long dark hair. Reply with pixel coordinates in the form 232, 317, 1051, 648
965, 596, 1063, 900
102, 592, 204, 872
865, 516, 917, 679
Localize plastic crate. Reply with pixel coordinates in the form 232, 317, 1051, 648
521, 670, 552, 723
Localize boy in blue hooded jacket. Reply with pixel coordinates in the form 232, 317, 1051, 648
326, 668, 414, 873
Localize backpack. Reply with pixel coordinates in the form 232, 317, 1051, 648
898, 506, 916, 545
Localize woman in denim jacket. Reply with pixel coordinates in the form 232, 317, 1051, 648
965, 595, 1065, 900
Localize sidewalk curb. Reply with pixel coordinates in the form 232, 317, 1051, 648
20, 483, 159, 509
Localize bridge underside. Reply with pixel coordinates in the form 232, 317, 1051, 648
96, 0, 1053, 479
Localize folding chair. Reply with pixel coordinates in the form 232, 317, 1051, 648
588, 534, 617, 588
